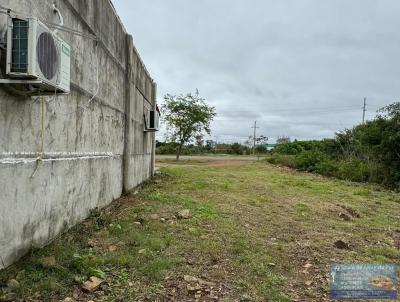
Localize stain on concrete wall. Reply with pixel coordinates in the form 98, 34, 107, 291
0, 0, 156, 269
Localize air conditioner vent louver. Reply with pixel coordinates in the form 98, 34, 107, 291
11, 19, 28, 73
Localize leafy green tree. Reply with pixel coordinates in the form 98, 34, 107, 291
161, 91, 216, 160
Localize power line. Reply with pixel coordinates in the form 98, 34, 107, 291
218, 105, 361, 114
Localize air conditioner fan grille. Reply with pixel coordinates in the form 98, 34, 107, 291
37, 32, 58, 80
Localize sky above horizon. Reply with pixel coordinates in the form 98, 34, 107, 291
112, 0, 400, 143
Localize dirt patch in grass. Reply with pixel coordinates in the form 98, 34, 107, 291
0, 159, 399, 301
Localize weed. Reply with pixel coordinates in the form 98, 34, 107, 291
89, 207, 107, 230
367, 247, 400, 260
194, 205, 217, 219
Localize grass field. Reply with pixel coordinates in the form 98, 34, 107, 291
1, 159, 399, 301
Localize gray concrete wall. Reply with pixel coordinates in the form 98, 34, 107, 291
0, 0, 156, 269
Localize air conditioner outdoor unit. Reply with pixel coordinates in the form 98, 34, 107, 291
5, 15, 71, 94
144, 108, 160, 132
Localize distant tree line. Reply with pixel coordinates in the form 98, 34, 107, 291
266, 102, 400, 189
156, 141, 264, 155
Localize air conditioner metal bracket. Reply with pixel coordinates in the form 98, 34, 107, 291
0, 79, 42, 84
0, 79, 69, 96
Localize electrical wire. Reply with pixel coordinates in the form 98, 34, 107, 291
88, 44, 100, 105
63, 43, 100, 116
213, 106, 379, 121
0, 6, 98, 41
45, 22, 98, 41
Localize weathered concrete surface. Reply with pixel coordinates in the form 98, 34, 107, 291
0, 0, 156, 269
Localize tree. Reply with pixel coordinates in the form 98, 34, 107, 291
161, 91, 216, 159
276, 136, 291, 145
256, 135, 269, 145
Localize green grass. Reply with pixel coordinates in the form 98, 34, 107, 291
0, 160, 399, 301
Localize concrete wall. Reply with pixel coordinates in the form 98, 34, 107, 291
0, 0, 156, 269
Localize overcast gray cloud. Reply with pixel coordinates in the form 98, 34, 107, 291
112, 0, 400, 143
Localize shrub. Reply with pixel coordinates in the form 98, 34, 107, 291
315, 159, 338, 177
266, 154, 296, 169
293, 150, 325, 172
336, 158, 371, 182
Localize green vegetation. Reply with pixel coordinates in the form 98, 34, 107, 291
156, 141, 255, 156
267, 102, 400, 189
1, 159, 399, 301
161, 90, 216, 159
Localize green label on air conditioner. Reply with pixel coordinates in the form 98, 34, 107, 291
62, 45, 70, 57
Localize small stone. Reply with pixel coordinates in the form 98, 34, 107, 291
339, 212, 351, 221
108, 245, 118, 252
87, 239, 96, 247
334, 240, 350, 249
303, 263, 312, 268
138, 249, 146, 254
160, 218, 166, 222
241, 293, 252, 301
305, 280, 313, 286
82, 276, 104, 292
7, 279, 20, 290
187, 284, 196, 292
150, 214, 159, 220
63, 298, 74, 302
268, 263, 276, 267
40, 256, 56, 268
177, 209, 192, 219
133, 221, 142, 226
183, 275, 198, 283
128, 282, 134, 287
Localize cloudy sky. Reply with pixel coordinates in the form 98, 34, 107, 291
112, 0, 400, 143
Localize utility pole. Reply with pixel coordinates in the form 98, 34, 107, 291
251, 121, 259, 155
362, 97, 367, 124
